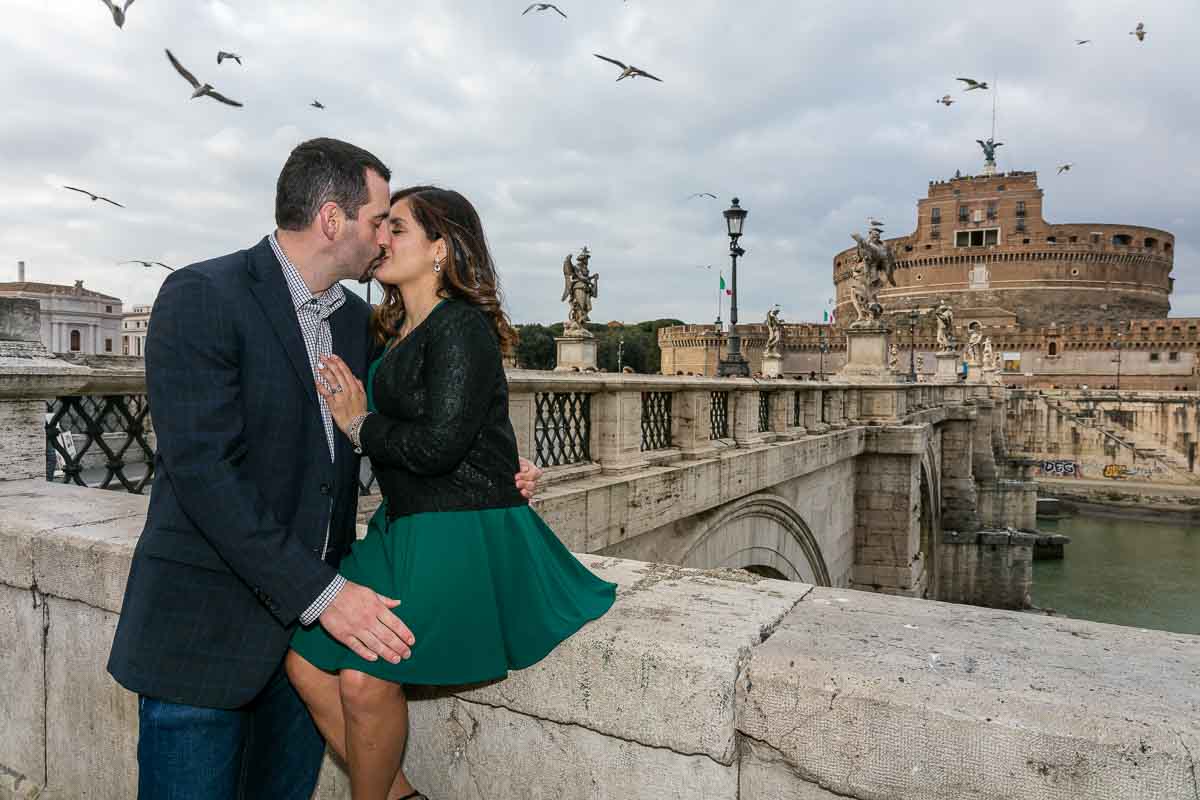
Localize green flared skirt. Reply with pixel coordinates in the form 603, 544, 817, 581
290, 503, 616, 685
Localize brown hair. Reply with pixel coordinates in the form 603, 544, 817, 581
370, 186, 517, 354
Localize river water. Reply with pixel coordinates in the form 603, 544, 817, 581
1033, 513, 1200, 636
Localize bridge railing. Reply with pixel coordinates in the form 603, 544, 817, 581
1, 349, 953, 494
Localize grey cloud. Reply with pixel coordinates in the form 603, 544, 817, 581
0, 0, 1194, 325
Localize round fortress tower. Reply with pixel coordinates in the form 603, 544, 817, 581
832, 170, 1175, 328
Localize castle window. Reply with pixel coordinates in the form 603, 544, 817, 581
1015, 201, 1026, 217
955, 228, 999, 247
1165, 242, 1173, 253
997, 184, 1006, 191
1112, 234, 1133, 246
1069, 235, 1078, 243
105, 305, 113, 313
931, 207, 941, 224
1150, 352, 1160, 362
958, 206, 969, 223
69, 330, 81, 352
1144, 237, 1158, 249
1023, 238, 1031, 244
1169, 352, 1180, 362
972, 209, 985, 223
1047, 236, 1057, 244
931, 228, 940, 240
1048, 341, 1058, 356
987, 203, 997, 221
904, 244, 913, 252
104, 338, 113, 353
1016, 219, 1026, 232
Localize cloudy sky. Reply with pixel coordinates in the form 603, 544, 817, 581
2, 0, 1196, 324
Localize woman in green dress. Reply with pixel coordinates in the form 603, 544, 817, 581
287, 186, 616, 800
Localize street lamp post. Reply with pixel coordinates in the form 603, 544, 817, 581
908, 308, 920, 383
617, 338, 625, 372
818, 328, 829, 381
717, 198, 750, 377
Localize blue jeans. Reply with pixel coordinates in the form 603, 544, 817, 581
137, 665, 325, 800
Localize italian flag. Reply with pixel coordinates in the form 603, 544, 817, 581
720, 275, 732, 296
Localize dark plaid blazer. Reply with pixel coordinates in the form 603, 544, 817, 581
108, 237, 371, 709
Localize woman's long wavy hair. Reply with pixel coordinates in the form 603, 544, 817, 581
370, 186, 517, 355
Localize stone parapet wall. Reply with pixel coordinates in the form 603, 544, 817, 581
3, 480, 1198, 800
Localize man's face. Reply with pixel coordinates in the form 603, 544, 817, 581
337, 169, 390, 281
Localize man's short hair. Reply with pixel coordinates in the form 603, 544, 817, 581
275, 138, 391, 231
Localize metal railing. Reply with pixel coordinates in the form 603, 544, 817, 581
45, 395, 154, 494
533, 391, 592, 468
640, 391, 673, 451
758, 392, 772, 433
710, 391, 730, 439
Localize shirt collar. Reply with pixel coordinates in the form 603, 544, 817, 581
268, 232, 346, 318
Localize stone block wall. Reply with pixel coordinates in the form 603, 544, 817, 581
4, 480, 1198, 800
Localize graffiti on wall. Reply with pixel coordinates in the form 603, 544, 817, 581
1039, 460, 1078, 477
1102, 464, 1158, 480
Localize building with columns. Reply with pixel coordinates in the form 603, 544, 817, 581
0, 261, 123, 355
121, 305, 152, 357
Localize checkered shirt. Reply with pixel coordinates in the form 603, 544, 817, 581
269, 232, 348, 625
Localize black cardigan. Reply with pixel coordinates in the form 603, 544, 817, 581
359, 298, 526, 519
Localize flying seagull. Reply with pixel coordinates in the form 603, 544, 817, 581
165, 49, 243, 107
1057, 163, 1073, 175
523, 3, 567, 18
310, 99, 326, 109
956, 77, 989, 91
217, 51, 242, 65
593, 54, 663, 82
63, 186, 124, 208
120, 260, 175, 271
1075, 39, 1092, 45
937, 94, 955, 106
100, 0, 135, 29
1130, 22, 1146, 42
687, 192, 717, 200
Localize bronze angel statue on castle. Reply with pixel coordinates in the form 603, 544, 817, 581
561, 246, 600, 336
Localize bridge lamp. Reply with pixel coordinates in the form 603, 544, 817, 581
718, 198, 750, 377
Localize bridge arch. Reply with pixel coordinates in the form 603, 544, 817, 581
679, 494, 832, 585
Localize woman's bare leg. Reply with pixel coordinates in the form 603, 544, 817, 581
287, 651, 416, 798
340, 669, 415, 800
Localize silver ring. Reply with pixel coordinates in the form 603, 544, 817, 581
331, 385, 343, 394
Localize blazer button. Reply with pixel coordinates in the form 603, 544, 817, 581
320, 483, 331, 496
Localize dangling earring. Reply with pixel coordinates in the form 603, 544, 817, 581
433, 255, 444, 273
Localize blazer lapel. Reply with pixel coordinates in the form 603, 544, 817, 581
247, 237, 319, 409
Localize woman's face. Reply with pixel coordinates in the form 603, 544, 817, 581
374, 197, 444, 289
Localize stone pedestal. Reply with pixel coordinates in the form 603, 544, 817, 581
933, 351, 961, 383
760, 352, 783, 378
982, 366, 1002, 386
554, 336, 597, 372
836, 322, 902, 384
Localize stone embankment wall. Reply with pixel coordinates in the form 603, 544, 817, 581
1006, 389, 1200, 484
2, 480, 1198, 800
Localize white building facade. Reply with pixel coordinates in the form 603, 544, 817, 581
121, 305, 152, 357
0, 262, 124, 355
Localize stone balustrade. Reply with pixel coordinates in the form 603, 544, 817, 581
1, 480, 1197, 800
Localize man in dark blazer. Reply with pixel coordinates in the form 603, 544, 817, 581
108, 138, 539, 799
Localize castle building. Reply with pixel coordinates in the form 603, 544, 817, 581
0, 261, 124, 355
659, 169, 1198, 390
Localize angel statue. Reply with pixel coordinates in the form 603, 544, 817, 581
847, 224, 897, 325
977, 137, 1003, 164
888, 343, 900, 371
982, 337, 996, 370
934, 300, 956, 352
963, 321, 984, 365
764, 306, 783, 356
561, 246, 599, 336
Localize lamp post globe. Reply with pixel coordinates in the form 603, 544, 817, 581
718, 198, 751, 377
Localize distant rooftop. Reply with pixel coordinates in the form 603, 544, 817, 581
0, 280, 121, 302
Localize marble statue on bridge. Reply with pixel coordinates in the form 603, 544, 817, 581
561, 246, 599, 337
